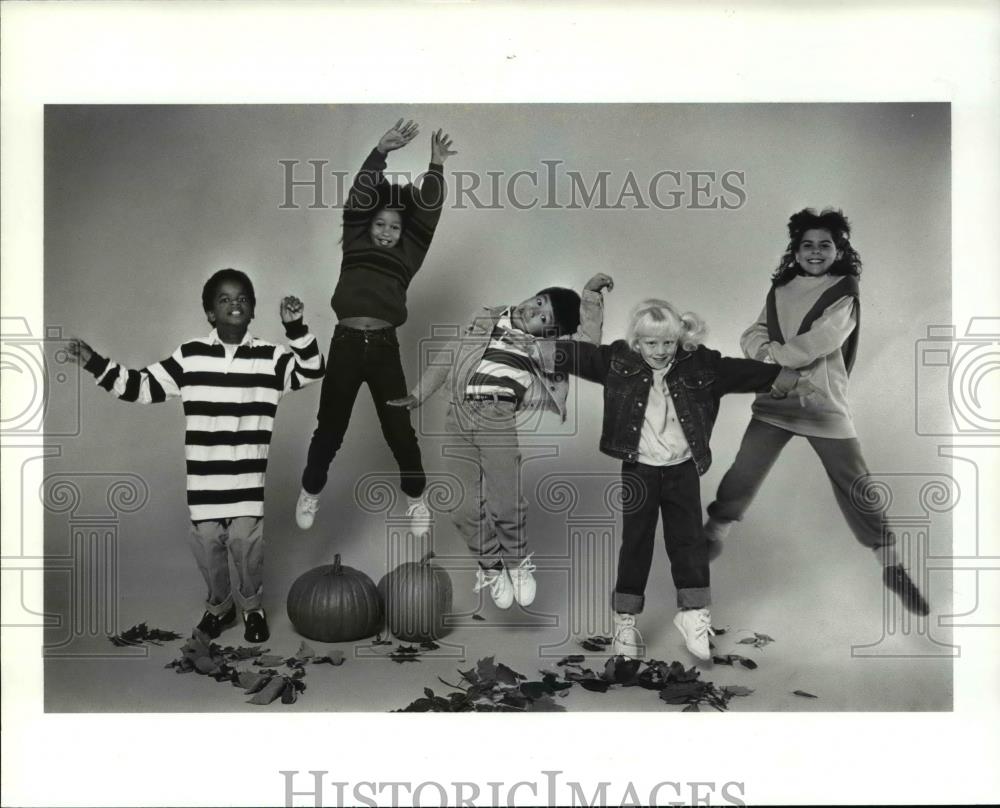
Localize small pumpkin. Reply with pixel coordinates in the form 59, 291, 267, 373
287, 554, 383, 642
377, 551, 453, 642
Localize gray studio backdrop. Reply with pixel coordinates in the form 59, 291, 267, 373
43, 104, 952, 710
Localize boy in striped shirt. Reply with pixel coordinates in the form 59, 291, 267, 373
67, 269, 325, 643
389, 273, 613, 609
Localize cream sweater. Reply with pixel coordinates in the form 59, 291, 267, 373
741, 274, 858, 439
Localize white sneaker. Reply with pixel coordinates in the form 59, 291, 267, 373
508, 554, 537, 606
474, 567, 514, 610
295, 489, 320, 530
673, 608, 715, 661
612, 612, 644, 658
405, 497, 432, 538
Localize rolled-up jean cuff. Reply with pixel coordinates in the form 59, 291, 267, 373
678, 587, 711, 609
207, 595, 234, 616
612, 591, 645, 614
234, 586, 263, 612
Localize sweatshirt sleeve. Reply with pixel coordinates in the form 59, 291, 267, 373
767, 296, 856, 369
343, 148, 388, 243
739, 304, 773, 362
403, 162, 445, 256
83, 347, 184, 403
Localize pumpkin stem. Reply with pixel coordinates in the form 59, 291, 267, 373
333, 553, 342, 573
420, 551, 436, 565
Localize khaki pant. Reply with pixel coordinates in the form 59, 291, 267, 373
187, 516, 264, 614
443, 400, 527, 565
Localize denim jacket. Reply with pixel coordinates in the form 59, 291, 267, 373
556, 340, 795, 474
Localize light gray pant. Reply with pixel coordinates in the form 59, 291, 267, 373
708, 418, 896, 563
443, 400, 527, 565
187, 516, 264, 614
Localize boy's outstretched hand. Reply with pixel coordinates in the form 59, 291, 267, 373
66, 337, 93, 365
280, 296, 305, 323
378, 119, 420, 154
793, 376, 826, 409
387, 395, 420, 411
430, 129, 458, 164
584, 273, 615, 294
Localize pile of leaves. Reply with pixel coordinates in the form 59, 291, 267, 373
165, 635, 344, 705
396, 653, 752, 712
109, 622, 183, 647
555, 654, 752, 711
397, 656, 571, 712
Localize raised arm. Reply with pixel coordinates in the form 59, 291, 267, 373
277, 296, 325, 392
67, 337, 182, 404
766, 296, 856, 369
574, 273, 613, 344
404, 129, 456, 253
343, 120, 420, 240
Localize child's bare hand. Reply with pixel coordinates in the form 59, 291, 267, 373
794, 377, 826, 408
584, 273, 615, 294
65, 337, 93, 365
387, 395, 420, 410
280, 296, 304, 323
430, 129, 458, 164
378, 119, 420, 154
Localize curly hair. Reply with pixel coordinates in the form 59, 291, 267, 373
201, 268, 256, 313
626, 299, 707, 353
771, 207, 863, 286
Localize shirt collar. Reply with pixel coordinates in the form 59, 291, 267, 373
208, 329, 254, 347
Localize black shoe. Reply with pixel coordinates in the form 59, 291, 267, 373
195, 606, 236, 639
243, 609, 270, 643
883, 565, 930, 616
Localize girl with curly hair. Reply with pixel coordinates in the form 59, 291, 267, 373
296, 120, 457, 535
704, 208, 930, 616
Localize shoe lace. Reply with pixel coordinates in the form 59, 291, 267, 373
474, 569, 501, 593
300, 494, 319, 515
406, 499, 429, 517
689, 609, 714, 639
510, 553, 535, 580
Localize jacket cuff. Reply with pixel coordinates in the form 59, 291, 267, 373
283, 318, 308, 340
769, 367, 798, 398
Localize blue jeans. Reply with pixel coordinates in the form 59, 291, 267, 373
613, 459, 710, 613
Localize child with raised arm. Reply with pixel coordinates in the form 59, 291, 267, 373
388, 273, 614, 609
67, 269, 325, 642
296, 120, 457, 536
704, 208, 929, 616
553, 299, 819, 660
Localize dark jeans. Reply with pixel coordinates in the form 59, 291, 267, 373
302, 326, 425, 498
613, 459, 710, 613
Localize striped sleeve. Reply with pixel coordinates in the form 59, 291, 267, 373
84, 346, 183, 403
278, 322, 325, 392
